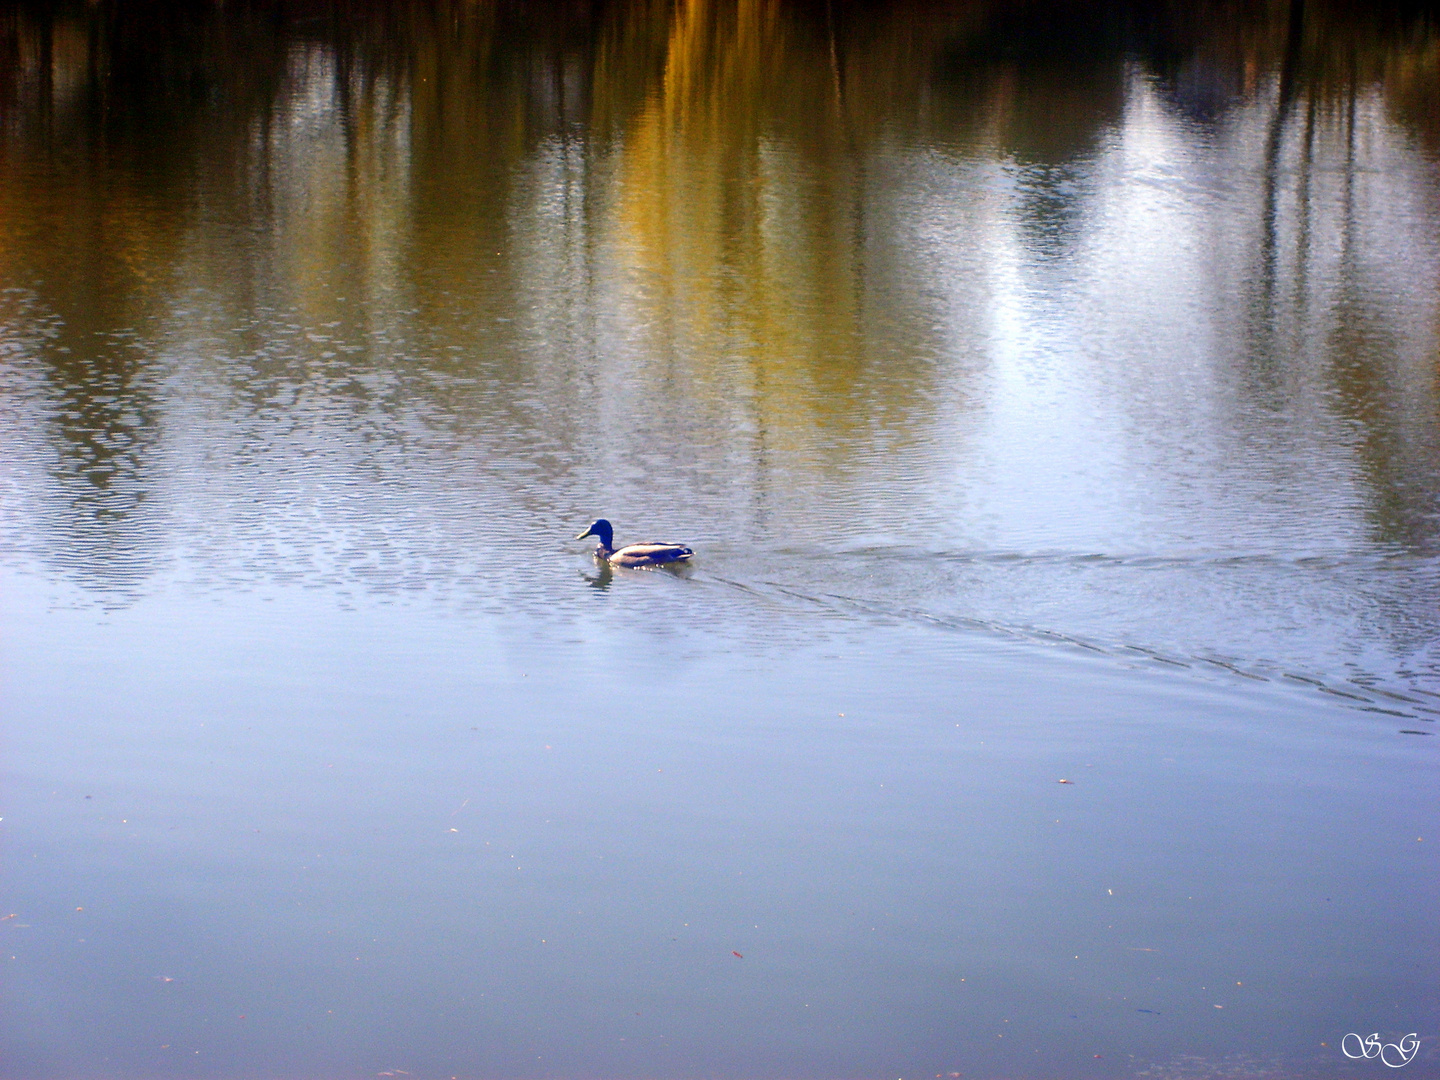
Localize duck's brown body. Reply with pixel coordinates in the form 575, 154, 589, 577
577, 519, 693, 567
602, 541, 695, 567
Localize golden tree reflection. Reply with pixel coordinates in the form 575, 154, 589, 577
0, 0, 1436, 589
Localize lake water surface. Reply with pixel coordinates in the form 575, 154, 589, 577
1, 2, 1438, 1078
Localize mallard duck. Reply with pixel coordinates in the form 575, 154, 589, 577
576, 518, 694, 567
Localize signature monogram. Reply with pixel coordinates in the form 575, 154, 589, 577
1342, 1032, 1420, 1067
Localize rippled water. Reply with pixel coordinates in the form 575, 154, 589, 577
1, 2, 1438, 1078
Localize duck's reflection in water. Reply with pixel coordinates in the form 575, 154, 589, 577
581, 561, 695, 590
583, 563, 614, 590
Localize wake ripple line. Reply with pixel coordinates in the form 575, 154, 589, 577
698, 571, 1433, 727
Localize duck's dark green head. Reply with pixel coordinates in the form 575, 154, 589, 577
577, 518, 614, 547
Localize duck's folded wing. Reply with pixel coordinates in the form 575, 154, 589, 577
617, 542, 694, 561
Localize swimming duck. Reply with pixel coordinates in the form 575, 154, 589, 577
576, 518, 694, 567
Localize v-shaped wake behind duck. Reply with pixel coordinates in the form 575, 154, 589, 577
576, 518, 694, 568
